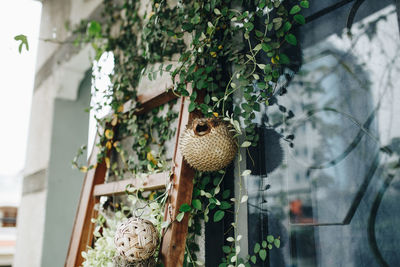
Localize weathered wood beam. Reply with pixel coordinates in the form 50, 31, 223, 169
65, 137, 107, 267
160, 85, 197, 267
66, 87, 177, 266
93, 171, 169, 197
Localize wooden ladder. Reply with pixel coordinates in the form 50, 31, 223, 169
65, 85, 196, 267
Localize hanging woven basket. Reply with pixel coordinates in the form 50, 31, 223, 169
114, 217, 159, 263
180, 118, 237, 172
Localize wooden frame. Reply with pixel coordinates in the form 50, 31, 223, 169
65, 85, 196, 267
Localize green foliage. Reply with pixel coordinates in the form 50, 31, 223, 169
87, 20, 102, 37
213, 210, 225, 222
14, 34, 29, 53
67, 0, 309, 265
220, 235, 281, 266
176, 212, 185, 222
82, 194, 165, 266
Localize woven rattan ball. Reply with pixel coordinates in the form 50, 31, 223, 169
180, 118, 237, 172
114, 217, 159, 262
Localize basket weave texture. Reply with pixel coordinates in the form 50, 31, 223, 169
180, 118, 237, 172
114, 217, 159, 262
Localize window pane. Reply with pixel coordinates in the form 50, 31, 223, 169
246, 4, 400, 267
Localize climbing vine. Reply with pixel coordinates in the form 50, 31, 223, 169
67, 0, 308, 266
16, 2, 400, 267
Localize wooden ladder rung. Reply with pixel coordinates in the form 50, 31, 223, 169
66, 84, 194, 267
93, 171, 170, 197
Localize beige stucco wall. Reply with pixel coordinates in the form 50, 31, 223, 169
14, 0, 99, 266
13, 191, 46, 267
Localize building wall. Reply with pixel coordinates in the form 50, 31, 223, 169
40, 72, 91, 267
14, 0, 100, 266
14, 0, 207, 266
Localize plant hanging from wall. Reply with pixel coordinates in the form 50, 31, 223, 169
16, 0, 310, 266
70, 0, 310, 266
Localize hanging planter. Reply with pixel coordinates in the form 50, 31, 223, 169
180, 118, 237, 172
114, 217, 159, 263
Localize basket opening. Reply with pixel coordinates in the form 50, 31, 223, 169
195, 123, 210, 135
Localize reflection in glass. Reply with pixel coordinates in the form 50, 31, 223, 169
246, 5, 400, 267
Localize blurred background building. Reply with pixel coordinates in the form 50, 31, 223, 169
8, 1, 101, 267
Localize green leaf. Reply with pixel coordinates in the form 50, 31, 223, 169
188, 102, 196, 112
250, 255, 257, 264
214, 8, 221, 15
167, 30, 175, 37
192, 199, 202, 210
191, 14, 201, 24
289, 5, 301, 15
255, 30, 264, 38
176, 212, 185, 222
262, 241, 267, 248
244, 22, 254, 31
190, 90, 197, 101
88, 21, 102, 37
283, 22, 292, 32
259, 249, 267, 261
254, 43, 262, 51
268, 244, 273, 250
222, 245, 231, 253
165, 64, 173, 71
294, 14, 306, 25
300, 1, 309, 8
274, 239, 281, 248
285, 34, 297, 45
267, 235, 274, 243
279, 53, 290, 64
179, 203, 192, 212
220, 201, 231, 210
261, 43, 272, 52
14, 34, 29, 53
254, 243, 260, 253
204, 94, 210, 104
213, 210, 225, 222
257, 64, 266, 70
241, 141, 251, 147
222, 189, 230, 199
182, 23, 194, 31
205, 66, 214, 73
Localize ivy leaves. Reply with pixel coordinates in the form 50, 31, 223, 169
250, 235, 280, 263
285, 34, 297, 46
219, 235, 281, 266
192, 199, 202, 210
87, 21, 102, 38
214, 210, 225, 222
300, 1, 310, 8
67, 0, 310, 265
289, 5, 302, 15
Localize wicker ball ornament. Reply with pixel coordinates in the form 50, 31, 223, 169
180, 118, 237, 172
114, 217, 159, 262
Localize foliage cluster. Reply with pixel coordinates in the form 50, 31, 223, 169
65, 0, 308, 266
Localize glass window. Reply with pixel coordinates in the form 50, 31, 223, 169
245, 2, 400, 267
